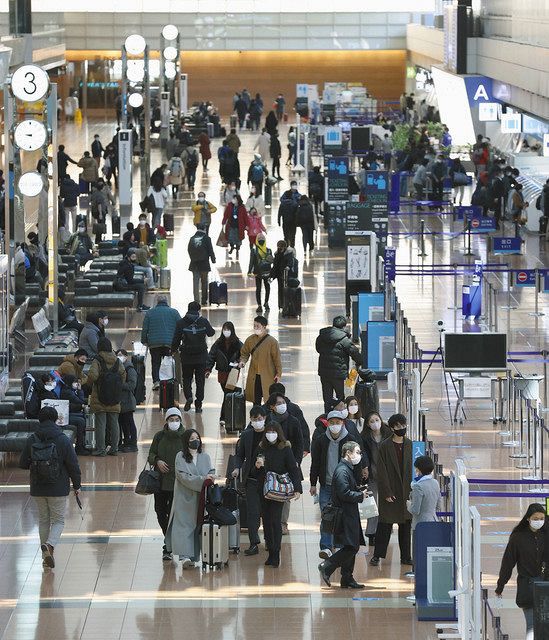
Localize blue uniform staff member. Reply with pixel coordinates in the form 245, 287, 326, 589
496, 503, 549, 640
318, 441, 367, 589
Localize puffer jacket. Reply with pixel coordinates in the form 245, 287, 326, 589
78, 156, 98, 183
58, 355, 87, 384
120, 360, 137, 413
78, 322, 102, 358
315, 326, 362, 379
141, 301, 181, 348
86, 350, 127, 413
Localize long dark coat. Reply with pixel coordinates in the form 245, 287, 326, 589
376, 436, 413, 524
331, 459, 366, 548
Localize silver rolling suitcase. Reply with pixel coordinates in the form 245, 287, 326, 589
201, 521, 230, 570
84, 406, 95, 449
160, 267, 171, 290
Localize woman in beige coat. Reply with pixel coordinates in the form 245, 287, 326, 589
239, 316, 282, 404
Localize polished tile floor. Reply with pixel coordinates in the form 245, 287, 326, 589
0, 117, 547, 639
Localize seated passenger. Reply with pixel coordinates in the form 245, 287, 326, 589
115, 249, 150, 311
59, 373, 89, 456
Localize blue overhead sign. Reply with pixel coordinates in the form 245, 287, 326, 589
492, 237, 522, 255
514, 270, 537, 288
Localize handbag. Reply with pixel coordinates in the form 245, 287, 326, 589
360, 493, 379, 519
320, 503, 343, 534
216, 229, 228, 248
92, 222, 107, 235
159, 356, 176, 381
207, 483, 223, 506
135, 464, 161, 495
225, 367, 240, 391
452, 171, 470, 186
263, 471, 295, 502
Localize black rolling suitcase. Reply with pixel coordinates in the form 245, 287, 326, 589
159, 378, 179, 411
282, 285, 302, 318
223, 389, 246, 433
209, 281, 228, 306
132, 354, 146, 405
222, 479, 241, 553
356, 368, 380, 417
164, 213, 174, 234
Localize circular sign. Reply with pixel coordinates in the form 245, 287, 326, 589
471, 218, 480, 228
163, 46, 178, 61
126, 65, 145, 83
128, 93, 143, 108
18, 171, 43, 197
165, 62, 176, 80
517, 271, 528, 283
124, 34, 146, 56
14, 120, 48, 151
162, 24, 179, 41
11, 64, 50, 102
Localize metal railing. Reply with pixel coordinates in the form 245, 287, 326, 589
482, 589, 509, 640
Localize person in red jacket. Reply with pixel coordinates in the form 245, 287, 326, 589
222, 194, 247, 258
245, 207, 267, 247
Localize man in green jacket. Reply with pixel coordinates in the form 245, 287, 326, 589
141, 296, 181, 390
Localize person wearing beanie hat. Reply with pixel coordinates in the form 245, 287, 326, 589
171, 301, 215, 413
86, 337, 126, 457
148, 406, 185, 561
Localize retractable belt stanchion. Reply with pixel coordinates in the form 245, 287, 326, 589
418, 218, 427, 257
529, 269, 545, 318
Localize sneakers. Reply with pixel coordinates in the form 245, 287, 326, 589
162, 549, 172, 562
152, 382, 160, 391
318, 562, 332, 587
181, 557, 193, 569
183, 401, 192, 412
92, 449, 107, 457
244, 544, 259, 556
119, 444, 138, 453
41, 543, 55, 568
107, 450, 118, 456
281, 523, 289, 536
369, 556, 380, 566
319, 548, 332, 560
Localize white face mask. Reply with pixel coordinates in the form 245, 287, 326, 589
117, 355, 126, 364
167, 420, 180, 431
348, 404, 359, 415
530, 519, 545, 530
339, 408, 348, 419
328, 423, 342, 435
72, 383, 79, 389
254, 328, 264, 336
369, 419, 382, 431
274, 403, 287, 415
251, 420, 265, 431
349, 452, 362, 466
198, 197, 205, 203
45, 383, 56, 391
222, 330, 232, 338
139, 220, 146, 227
102, 318, 109, 326
265, 432, 278, 443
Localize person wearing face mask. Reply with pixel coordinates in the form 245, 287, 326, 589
269, 241, 299, 312
165, 429, 215, 568
206, 322, 243, 426
267, 392, 304, 536
232, 406, 269, 555
316, 316, 362, 413
239, 316, 282, 405
406, 455, 439, 566
361, 411, 392, 546
269, 131, 282, 181
148, 407, 185, 562
266, 382, 310, 456
496, 504, 549, 640
188, 223, 216, 305
245, 206, 266, 247
248, 233, 273, 313
78, 311, 108, 359
191, 192, 217, 236
135, 215, 155, 246
311, 411, 364, 559
222, 193, 247, 258
36, 374, 60, 407
59, 373, 89, 456
57, 286, 84, 336
221, 181, 238, 207
313, 398, 362, 444
168, 154, 184, 198
115, 248, 150, 312
345, 396, 363, 433
245, 185, 265, 217
318, 441, 367, 589
58, 349, 89, 387
115, 349, 138, 453
67, 222, 96, 267
370, 413, 413, 567
256, 422, 302, 567
141, 297, 181, 390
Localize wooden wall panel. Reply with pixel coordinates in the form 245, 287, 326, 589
182, 50, 406, 114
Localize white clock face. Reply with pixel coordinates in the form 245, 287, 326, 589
14, 120, 48, 151
18, 171, 43, 197
11, 65, 50, 103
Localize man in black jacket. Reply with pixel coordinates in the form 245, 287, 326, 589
316, 316, 362, 412
278, 181, 301, 247
267, 382, 310, 454
57, 145, 78, 182
91, 134, 104, 166
232, 405, 269, 556
318, 440, 366, 589
171, 301, 215, 413
188, 223, 216, 305
116, 249, 150, 311
19, 406, 82, 569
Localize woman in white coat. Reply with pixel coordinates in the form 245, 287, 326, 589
165, 429, 215, 567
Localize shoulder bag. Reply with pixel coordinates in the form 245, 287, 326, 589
135, 463, 161, 495
263, 470, 295, 501
320, 503, 343, 534
250, 334, 269, 357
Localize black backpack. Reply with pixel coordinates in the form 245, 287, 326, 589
30, 434, 61, 484
188, 235, 208, 262
186, 150, 198, 171
96, 356, 123, 406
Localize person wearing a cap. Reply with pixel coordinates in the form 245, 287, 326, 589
147, 407, 185, 562
115, 248, 150, 312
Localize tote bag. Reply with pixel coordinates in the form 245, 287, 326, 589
263, 471, 294, 502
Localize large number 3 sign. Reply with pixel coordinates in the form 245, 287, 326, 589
10, 64, 50, 103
